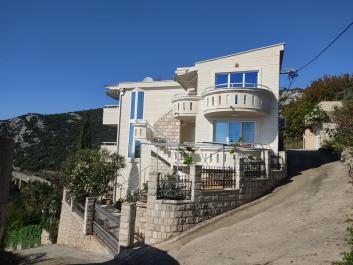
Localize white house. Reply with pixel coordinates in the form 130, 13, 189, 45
102, 43, 285, 198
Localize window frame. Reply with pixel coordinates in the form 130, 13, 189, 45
215, 71, 259, 88
213, 120, 256, 144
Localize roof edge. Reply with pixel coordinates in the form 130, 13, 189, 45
196, 43, 285, 64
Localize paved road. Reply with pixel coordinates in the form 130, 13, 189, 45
126, 151, 353, 265
17, 244, 114, 265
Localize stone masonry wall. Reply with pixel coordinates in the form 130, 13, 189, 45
134, 202, 147, 243
153, 109, 180, 143
144, 151, 287, 245
57, 199, 109, 255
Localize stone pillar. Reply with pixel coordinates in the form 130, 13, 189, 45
147, 171, 158, 200
190, 165, 202, 201
118, 202, 136, 250
145, 171, 159, 245
83, 197, 95, 235
279, 151, 287, 179
0, 137, 14, 243
261, 150, 271, 179
235, 154, 244, 190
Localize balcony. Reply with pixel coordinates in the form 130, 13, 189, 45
103, 105, 119, 126
101, 142, 117, 154
171, 92, 201, 121
201, 83, 273, 117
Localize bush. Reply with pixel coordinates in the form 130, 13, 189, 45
4, 224, 42, 250
61, 149, 125, 200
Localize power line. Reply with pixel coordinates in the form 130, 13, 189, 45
282, 20, 353, 90
297, 20, 353, 72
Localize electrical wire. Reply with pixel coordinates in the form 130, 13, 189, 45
296, 20, 353, 72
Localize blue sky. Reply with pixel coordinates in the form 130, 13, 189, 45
1, 0, 352, 120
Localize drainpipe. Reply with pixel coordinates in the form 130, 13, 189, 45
113, 88, 125, 203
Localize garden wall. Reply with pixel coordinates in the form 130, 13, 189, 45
143, 151, 287, 245
57, 195, 109, 255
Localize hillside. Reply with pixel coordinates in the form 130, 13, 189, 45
0, 109, 116, 173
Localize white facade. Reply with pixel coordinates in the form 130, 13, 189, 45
103, 43, 285, 197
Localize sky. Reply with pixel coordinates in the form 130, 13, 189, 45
0, 0, 352, 120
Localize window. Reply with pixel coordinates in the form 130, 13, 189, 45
128, 90, 145, 158
128, 124, 134, 157
215, 74, 228, 88
214, 121, 255, 143
215, 72, 258, 88
135, 140, 141, 158
130, 91, 144, 120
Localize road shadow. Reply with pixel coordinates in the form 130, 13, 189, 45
72, 245, 179, 265
287, 149, 340, 178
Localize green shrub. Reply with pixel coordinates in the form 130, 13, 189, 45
4, 224, 42, 250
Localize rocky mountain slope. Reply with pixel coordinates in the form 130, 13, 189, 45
0, 109, 116, 173
279, 88, 303, 108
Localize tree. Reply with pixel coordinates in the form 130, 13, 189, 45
332, 101, 353, 149
282, 73, 353, 140
77, 114, 92, 150
61, 149, 125, 200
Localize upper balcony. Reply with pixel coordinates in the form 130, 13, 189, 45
201, 83, 273, 117
103, 105, 119, 126
171, 92, 201, 121
101, 142, 117, 154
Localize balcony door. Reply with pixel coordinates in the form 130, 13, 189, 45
214, 121, 255, 144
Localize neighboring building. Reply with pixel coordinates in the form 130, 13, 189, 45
102, 43, 285, 198
303, 101, 342, 150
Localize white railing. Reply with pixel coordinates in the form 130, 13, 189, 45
202, 83, 271, 96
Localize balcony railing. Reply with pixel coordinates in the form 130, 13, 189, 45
201, 83, 273, 117
101, 142, 117, 154
103, 105, 119, 126
171, 93, 200, 121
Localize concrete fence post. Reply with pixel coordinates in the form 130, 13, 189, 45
83, 197, 95, 235
190, 165, 202, 201
147, 171, 159, 200
235, 154, 244, 190
279, 151, 287, 179
118, 202, 136, 250
261, 150, 271, 179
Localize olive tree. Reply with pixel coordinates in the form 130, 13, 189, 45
61, 149, 125, 200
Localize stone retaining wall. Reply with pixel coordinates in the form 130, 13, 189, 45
57, 197, 109, 255
135, 202, 147, 237
144, 151, 287, 245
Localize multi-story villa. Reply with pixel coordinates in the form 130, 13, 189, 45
102, 43, 285, 198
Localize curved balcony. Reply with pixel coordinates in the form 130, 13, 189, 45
201, 83, 274, 117
171, 93, 201, 121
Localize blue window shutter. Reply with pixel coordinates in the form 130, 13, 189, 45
130, 92, 136, 119
137, 91, 144, 119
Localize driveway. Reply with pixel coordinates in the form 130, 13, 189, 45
124, 151, 353, 265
